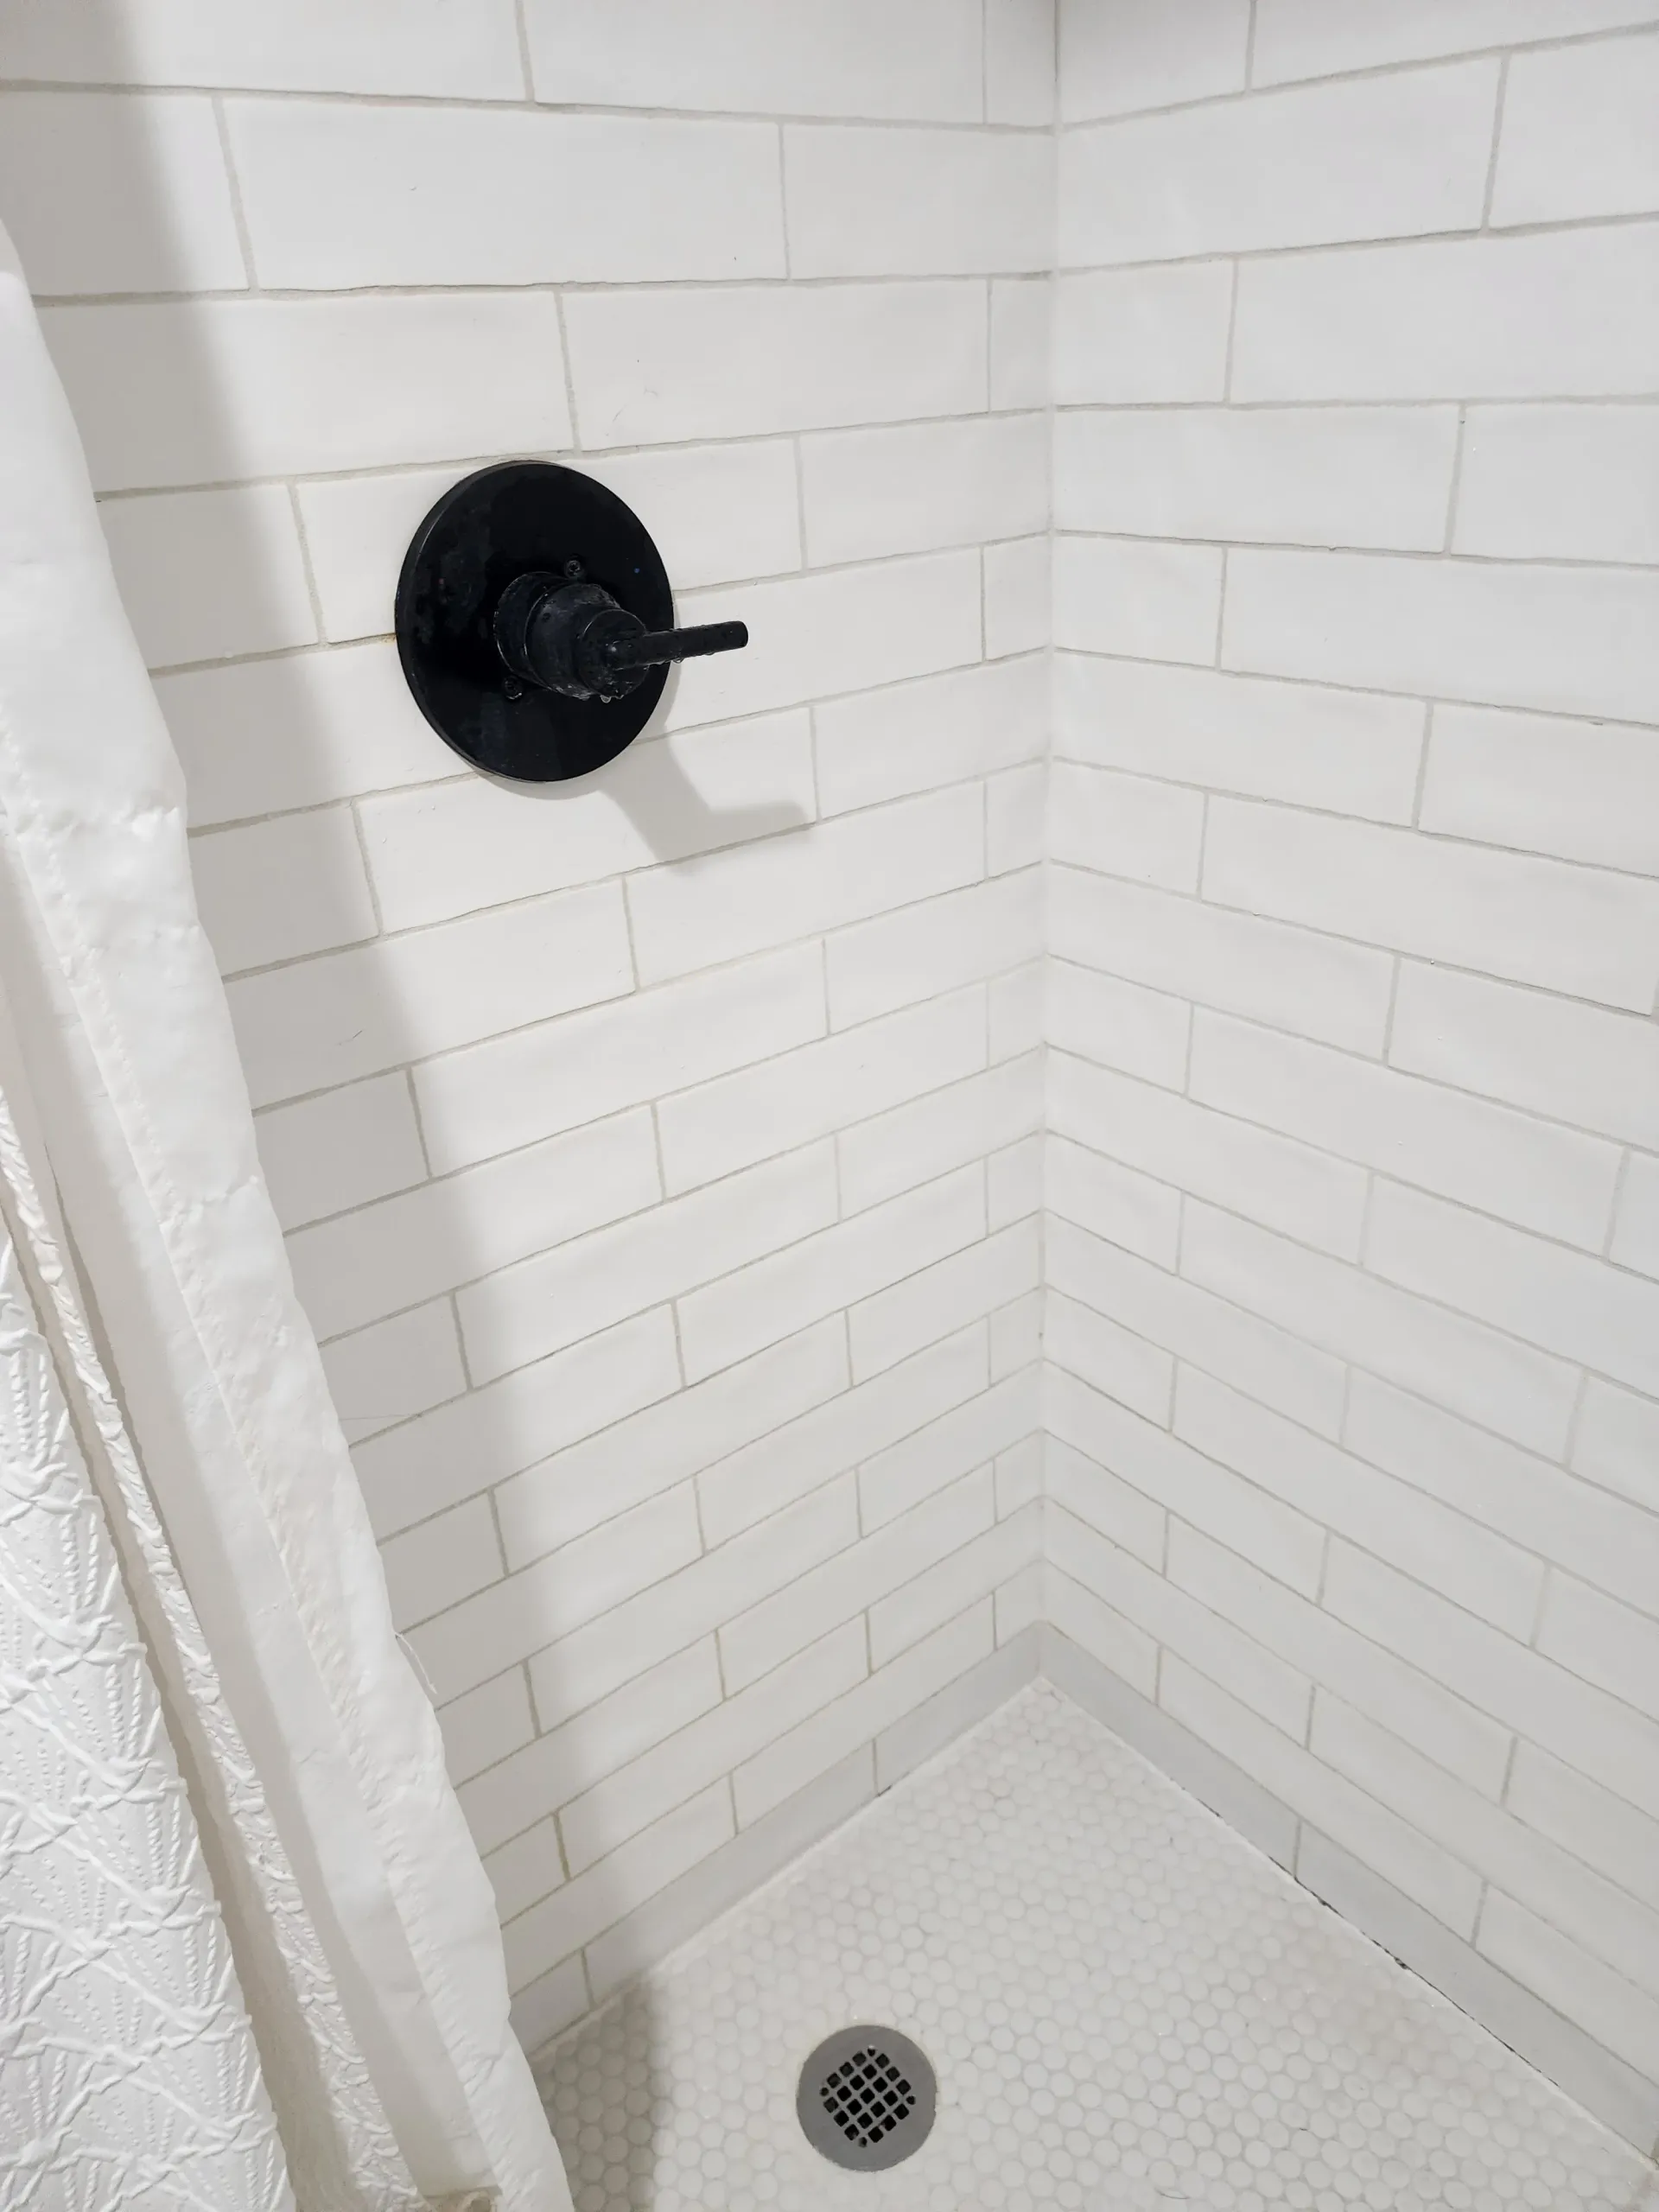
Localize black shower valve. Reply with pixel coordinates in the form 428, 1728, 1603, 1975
493, 564, 749, 706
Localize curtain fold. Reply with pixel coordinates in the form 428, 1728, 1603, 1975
0, 219, 571, 2212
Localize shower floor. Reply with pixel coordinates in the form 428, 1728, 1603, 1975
538, 1682, 1657, 2212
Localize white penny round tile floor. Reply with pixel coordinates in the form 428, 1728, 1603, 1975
538, 1682, 1659, 2212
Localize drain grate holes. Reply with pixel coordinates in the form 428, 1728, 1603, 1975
797, 2025, 937, 2171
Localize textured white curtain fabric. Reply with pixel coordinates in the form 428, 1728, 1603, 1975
0, 220, 572, 2212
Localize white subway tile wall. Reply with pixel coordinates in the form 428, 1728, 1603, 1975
0, 1, 1049, 2055
7, 0, 1659, 2148
1051, 2, 1659, 2150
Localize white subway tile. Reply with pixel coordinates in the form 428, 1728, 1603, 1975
660, 991, 984, 1193
437, 1672, 535, 1790
1049, 1367, 1326, 1597
411, 1485, 704, 1704
1491, 31, 1659, 226
1390, 963, 1659, 1151
227, 883, 632, 1109
1227, 549, 1659, 729
873, 1508, 1040, 1667
1052, 1050, 1369, 1258
1455, 406, 1659, 567
1232, 226, 1659, 403
628, 784, 982, 986
1047, 961, 1189, 1091
227, 101, 784, 288
1047, 760, 1205, 893
860, 1372, 1038, 1527
459, 1144, 838, 1386
1191, 1011, 1623, 1250
1421, 702, 1659, 878
698, 1325, 988, 1546
359, 716, 815, 934
291, 1109, 659, 1343
495, 1322, 847, 1573
1061, 63, 1495, 267
1177, 1370, 1541, 1637
1160, 1656, 1484, 1936
415, 947, 824, 1178
817, 658, 1045, 817
534, 1481, 861, 1724
0, 92, 244, 295
461, 1644, 724, 1855
679, 1166, 985, 1383
987, 0, 1055, 123
989, 1287, 1042, 1376
380, 1496, 500, 1633
353, 1309, 681, 1539
256, 1073, 426, 1233
1045, 1433, 1166, 1567
988, 961, 1045, 1063
1168, 1523, 1513, 1796
319, 1300, 466, 1448
158, 644, 435, 828
524, 0, 984, 119
1370, 1180, 1659, 1401
1310, 1697, 1659, 2023
995, 1430, 1041, 1516
989, 277, 1052, 410
502, 1785, 734, 1993
802, 416, 1048, 567
1046, 1567, 1160, 1697
0, 0, 524, 95
1182, 1202, 1580, 1455
1048, 1215, 1347, 1438
1056, 655, 1425, 824
988, 765, 1046, 878
190, 807, 375, 977
849, 1221, 1041, 1382
562, 1624, 868, 1869
1254, 0, 1659, 83
1573, 1382, 1659, 1516
1054, 1504, 1314, 1741
1046, 1136, 1181, 1268
1054, 537, 1223, 664
733, 1603, 994, 1825
1612, 1155, 1659, 1282
100, 485, 316, 667
666, 555, 982, 731
721, 1474, 993, 1691
842, 1058, 1042, 1217
1349, 1377, 1659, 1625
785, 126, 1052, 277
1053, 264, 1233, 405
1054, 866, 1391, 1056
1509, 1744, 1659, 1915
1057, 406, 1458, 553
1059, 0, 1250, 120
482, 1820, 563, 1929
985, 539, 1052, 662
563, 283, 985, 448
1538, 1576, 1659, 1725
1325, 1542, 1659, 1826
1204, 798, 1659, 1013
1046, 1291, 1173, 1425
1478, 1891, 1659, 2086
45, 294, 572, 493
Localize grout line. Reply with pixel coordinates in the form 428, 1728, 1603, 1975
1480, 54, 1512, 229
210, 92, 258, 288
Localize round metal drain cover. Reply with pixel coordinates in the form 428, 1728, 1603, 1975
797, 2025, 937, 2172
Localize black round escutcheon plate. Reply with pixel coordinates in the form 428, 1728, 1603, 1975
395, 460, 675, 782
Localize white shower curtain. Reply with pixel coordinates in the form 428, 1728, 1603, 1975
0, 224, 572, 2212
